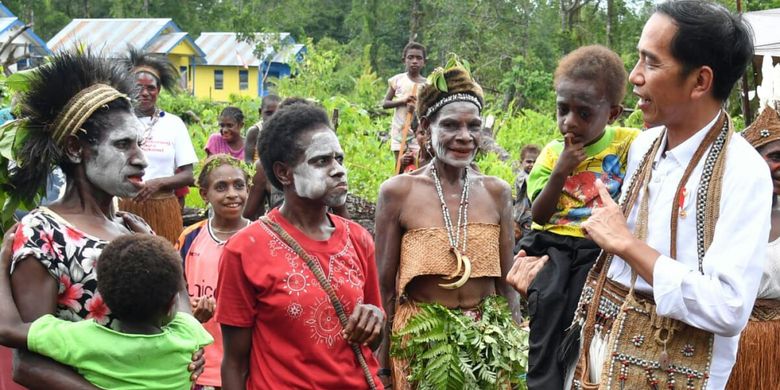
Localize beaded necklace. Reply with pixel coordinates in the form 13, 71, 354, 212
430, 158, 473, 289
140, 108, 161, 145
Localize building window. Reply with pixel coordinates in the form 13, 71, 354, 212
214, 70, 223, 90
239, 70, 249, 90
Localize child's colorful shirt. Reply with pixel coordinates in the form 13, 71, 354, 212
526, 127, 640, 238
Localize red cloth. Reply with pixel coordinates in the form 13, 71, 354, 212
0, 347, 24, 390
215, 209, 382, 389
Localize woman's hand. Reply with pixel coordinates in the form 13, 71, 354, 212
191, 296, 215, 323
133, 179, 164, 203
116, 211, 154, 235
343, 304, 384, 346
188, 348, 205, 381
506, 250, 549, 299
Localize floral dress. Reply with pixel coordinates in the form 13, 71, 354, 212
10, 207, 122, 328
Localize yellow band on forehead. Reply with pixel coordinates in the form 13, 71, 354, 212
133, 65, 161, 81
51, 83, 128, 145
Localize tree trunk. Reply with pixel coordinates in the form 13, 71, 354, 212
83, 0, 90, 17
409, 0, 422, 42
606, 0, 614, 48
143, 0, 150, 16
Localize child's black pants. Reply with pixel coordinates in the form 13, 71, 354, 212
517, 230, 600, 390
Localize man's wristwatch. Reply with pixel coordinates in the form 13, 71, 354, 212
377, 368, 392, 377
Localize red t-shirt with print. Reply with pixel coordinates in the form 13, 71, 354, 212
214, 208, 383, 389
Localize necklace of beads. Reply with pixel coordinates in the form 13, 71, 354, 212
430, 158, 470, 255
141, 108, 161, 145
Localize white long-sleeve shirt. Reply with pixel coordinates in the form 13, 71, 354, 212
607, 114, 772, 389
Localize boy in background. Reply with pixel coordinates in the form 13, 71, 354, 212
513, 144, 541, 242
382, 42, 428, 164
245, 94, 281, 163
519, 45, 639, 389
0, 234, 212, 390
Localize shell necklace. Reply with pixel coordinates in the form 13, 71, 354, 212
430, 158, 473, 289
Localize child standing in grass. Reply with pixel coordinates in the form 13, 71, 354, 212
382, 42, 428, 164
205, 107, 246, 160
518, 45, 640, 389
177, 155, 252, 390
0, 233, 213, 390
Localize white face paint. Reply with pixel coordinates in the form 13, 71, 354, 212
428, 101, 481, 168
292, 128, 348, 207
84, 111, 148, 197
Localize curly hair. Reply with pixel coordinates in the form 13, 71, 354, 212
122, 47, 179, 92
197, 154, 253, 189
258, 102, 331, 189
220, 106, 244, 125
554, 45, 627, 106
11, 51, 135, 201
97, 234, 183, 323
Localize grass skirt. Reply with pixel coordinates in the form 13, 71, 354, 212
725, 299, 780, 390
118, 195, 182, 244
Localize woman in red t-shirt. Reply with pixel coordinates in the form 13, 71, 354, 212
215, 102, 385, 389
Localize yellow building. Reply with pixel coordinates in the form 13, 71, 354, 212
47, 18, 206, 93
194, 32, 305, 101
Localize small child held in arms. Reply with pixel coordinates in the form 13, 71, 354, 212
206, 106, 246, 160
518, 45, 640, 389
382, 41, 428, 166
0, 233, 213, 390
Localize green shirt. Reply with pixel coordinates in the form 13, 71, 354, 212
28, 312, 213, 390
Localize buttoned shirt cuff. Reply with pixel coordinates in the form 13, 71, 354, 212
652, 255, 691, 320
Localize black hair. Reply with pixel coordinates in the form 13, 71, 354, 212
278, 96, 314, 109
258, 102, 331, 189
520, 144, 541, 159
220, 106, 244, 125
12, 51, 135, 201
403, 41, 427, 60
261, 94, 281, 109
97, 235, 183, 323
123, 47, 180, 92
655, 0, 754, 102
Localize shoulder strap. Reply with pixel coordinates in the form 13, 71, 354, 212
259, 216, 378, 390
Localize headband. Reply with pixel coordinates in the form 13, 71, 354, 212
132, 65, 161, 81
50, 83, 128, 145
742, 106, 780, 149
424, 93, 482, 119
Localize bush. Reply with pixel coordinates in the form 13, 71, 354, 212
157, 39, 561, 207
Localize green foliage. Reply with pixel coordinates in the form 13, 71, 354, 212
391, 296, 529, 390
156, 91, 260, 208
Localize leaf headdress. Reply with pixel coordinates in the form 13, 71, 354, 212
418, 54, 483, 120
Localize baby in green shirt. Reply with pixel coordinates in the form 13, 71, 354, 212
0, 233, 213, 390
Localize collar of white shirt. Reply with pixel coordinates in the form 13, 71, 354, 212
654, 112, 720, 168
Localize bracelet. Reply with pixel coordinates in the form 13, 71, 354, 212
377, 368, 392, 377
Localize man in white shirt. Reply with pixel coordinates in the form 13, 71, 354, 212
581, 1, 771, 389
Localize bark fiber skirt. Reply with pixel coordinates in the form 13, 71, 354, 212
725, 299, 780, 390
118, 195, 183, 244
